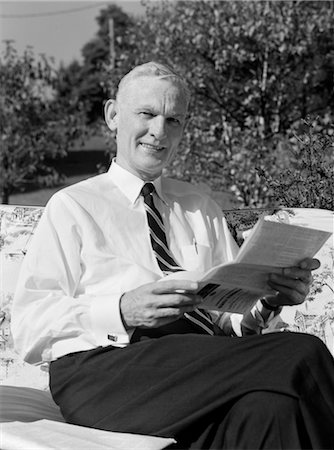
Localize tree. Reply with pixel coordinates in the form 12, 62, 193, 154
129, 0, 334, 206
69, 0, 333, 207
258, 117, 334, 210
0, 41, 84, 204
73, 4, 135, 125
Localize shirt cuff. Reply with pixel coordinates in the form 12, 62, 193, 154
255, 298, 283, 323
216, 299, 283, 337
90, 294, 132, 347
240, 299, 283, 335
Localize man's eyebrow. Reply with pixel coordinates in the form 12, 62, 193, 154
134, 104, 155, 111
134, 106, 186, 118
172, 112, 186, 118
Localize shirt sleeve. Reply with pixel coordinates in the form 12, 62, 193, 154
215, 300, 283, 336
11, 193, 129, 366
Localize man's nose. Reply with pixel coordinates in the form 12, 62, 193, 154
149, 116, 167, 140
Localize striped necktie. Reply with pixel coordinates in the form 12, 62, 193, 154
141, 182, 216, 335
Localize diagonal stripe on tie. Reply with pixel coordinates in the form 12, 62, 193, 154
184, 312, 215, 335
149, 228, 178, 266
141, 182, 216, 335
145, 204, 166, 232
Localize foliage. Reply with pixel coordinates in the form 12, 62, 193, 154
57, 0, 333, 208
60, 4, 136, 125
57, 60, 84, 113
223, 208, 275, 245
129, 0, 334, 207
257, 117, 334, 209
307, 246, 334, 302
0, 41, 85, 204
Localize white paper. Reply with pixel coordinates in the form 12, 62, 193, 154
0, 420, 176, 450
235, 218, 332, 266
164, 217, 332, 313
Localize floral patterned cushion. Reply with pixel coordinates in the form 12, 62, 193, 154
0, 205, 333, 390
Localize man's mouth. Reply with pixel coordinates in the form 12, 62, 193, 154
140, 143, 165, 152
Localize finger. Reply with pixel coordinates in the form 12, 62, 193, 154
157, 305, 200, 317
268, 280, 307, 305
157, 293, 203, 307
282, 267, 313, 283
299, 258, 320, 271
275, 286, 306, 305
142, 316, 184, 328
141, 306, 198, 328
153, 280, 199, 294
269, 275, 309, 296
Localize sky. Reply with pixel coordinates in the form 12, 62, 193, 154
0, 0, 146, 65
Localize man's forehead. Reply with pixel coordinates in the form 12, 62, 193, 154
120, 76, 188, 108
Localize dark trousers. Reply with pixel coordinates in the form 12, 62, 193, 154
49, 332, 334, 449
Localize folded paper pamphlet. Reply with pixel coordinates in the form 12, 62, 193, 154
0, 420, 176, 450
165, 216, 332, 313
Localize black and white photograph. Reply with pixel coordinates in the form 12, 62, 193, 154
1, 1, 333, 448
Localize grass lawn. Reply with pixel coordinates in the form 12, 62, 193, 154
9, 174, 94, 207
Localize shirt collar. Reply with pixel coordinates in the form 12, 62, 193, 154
108, 159, 168, 205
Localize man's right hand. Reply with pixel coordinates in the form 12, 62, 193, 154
120, 280, 202, 330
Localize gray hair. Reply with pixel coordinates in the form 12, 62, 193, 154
116, 61, 190, 106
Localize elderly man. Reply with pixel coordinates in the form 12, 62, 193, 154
12, 62, 334, 449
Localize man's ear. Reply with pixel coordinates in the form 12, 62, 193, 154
104, 99, 118, 131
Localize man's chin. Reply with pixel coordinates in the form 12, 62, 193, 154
136, 154, 166, 172
136, 162, 164, 181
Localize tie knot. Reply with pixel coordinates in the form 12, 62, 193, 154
141, 183, 155, 197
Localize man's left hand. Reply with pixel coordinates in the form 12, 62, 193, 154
265, 257, 320, 308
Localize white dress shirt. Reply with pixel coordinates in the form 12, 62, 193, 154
12, 161, 279, 366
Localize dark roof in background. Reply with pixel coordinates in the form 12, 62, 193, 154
71, 134, 109, 152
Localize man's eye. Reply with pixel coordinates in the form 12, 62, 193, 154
168, 117, 181, 125
140, 112, 153, 117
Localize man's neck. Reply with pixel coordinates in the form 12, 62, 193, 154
114, 158, 161, 182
